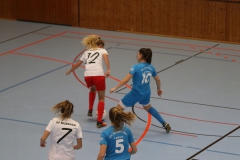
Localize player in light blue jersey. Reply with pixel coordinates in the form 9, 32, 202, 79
97, 107, 137, 160
110, 48, 171, 133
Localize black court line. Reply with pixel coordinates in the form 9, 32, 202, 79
116, 92, 240, 111
152, 97, 240, 111
131, 106, 240, 137
186, 126, 240, 160
0, 25, 51, 44
115, 44, 219, 93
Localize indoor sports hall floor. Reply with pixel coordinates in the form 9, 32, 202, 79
0, 19, 240, 160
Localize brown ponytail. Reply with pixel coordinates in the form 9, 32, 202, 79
139, 48, 152, 64
109, 107, 136, 131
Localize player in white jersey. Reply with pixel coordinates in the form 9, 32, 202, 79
66, 35, 110, 128
40, 100, 82, 160
97, 107, 137, 160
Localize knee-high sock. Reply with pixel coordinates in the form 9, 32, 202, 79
148, 107, 165, 125
89, 91, 96, 111
97, 101, 104, 122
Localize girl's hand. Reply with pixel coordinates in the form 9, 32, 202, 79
157, 89, 162, 97
110, 88, 116, 93
66, 70, 71, 76
40, 141, 46, 147
105, 70, 110, 77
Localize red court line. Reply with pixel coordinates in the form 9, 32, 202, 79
67, 31, 213, 48
133, 113, 152, 148
0, 31, 67, 57
134, 106, 240, 126
67, 31, 240, 53
215, 53, 240, 57
9, 51, 197, 137
11, 52, 71, 64
33, 32, 199, 53
12, 49, 238, 137
170, 132, 197, 137
72, 50, 153, 143
71, 51, 197, 138
12, 50, 239, 128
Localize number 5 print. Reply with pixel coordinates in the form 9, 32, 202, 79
115, 139, 124, 154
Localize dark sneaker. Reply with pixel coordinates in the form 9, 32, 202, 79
97, 122, 107, 128
87, 110, 93, 117
163, 122, 171, 133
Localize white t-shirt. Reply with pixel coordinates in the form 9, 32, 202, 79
80, 48, 108, 76
46, 117, 82, 160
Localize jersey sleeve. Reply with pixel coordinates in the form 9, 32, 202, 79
99, 131, 108, 145
101, 49, 108, 55
80, 51, 86, 61
129, 65, 136, 75
76, 125, 83, 139
126, 128, 134, 143
152, 65, 157, 77
45, 119, 53, 132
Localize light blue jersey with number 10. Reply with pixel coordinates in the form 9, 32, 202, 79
130, 62, 157, 94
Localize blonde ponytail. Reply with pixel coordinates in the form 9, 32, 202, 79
51, 100, 74, 121
109, 107, 136, 131
81, 35, 104, 50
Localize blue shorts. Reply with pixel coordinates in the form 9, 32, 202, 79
119, 90, 151, 109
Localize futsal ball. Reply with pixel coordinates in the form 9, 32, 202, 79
96, 110, 107, 120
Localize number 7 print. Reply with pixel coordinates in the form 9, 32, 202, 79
57, 128, 73, 143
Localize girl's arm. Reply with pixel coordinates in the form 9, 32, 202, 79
103, 54, 110, 77
153, 75, 162, 97
66, 60, 83, 76
129, 141, 137, 155
110, 73, 132, 93
73, 138, 82, 150
40, 130, 50, 147
97, 144, 107, 160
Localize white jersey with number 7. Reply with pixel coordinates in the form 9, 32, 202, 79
46, 117, 82, 160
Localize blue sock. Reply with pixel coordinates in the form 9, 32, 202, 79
148, 107, 165, 126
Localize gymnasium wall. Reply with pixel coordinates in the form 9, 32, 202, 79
0, 0, 78, 25
0, 0, 239, 43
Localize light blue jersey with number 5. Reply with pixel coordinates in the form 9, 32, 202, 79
99, 126, 134, 160
130, 62, 157, 94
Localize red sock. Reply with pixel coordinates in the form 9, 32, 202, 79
97, 101, 104, 122
89, 91, 96, 111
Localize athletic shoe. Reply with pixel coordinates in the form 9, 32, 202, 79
87, 110, 93, 117
97, 121, 107, 128
163, 122, 171, 133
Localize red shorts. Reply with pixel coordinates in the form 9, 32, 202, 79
84, 76, 106, 91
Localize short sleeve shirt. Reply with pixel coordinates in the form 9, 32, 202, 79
129, 62, 157, 94
46, 117, 82, 160
99, 126, 134, 160
80, 48, 108, 76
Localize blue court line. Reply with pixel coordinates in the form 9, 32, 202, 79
113, 47, 233, 63
0, 47, 113, 93
0, 117, 239, 157
0, 63, 70, 93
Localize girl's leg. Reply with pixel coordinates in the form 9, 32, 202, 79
143, 104, 165, 125
96, 90, 106, 127
88, 86, 96, 116
143, 104, 171, 132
